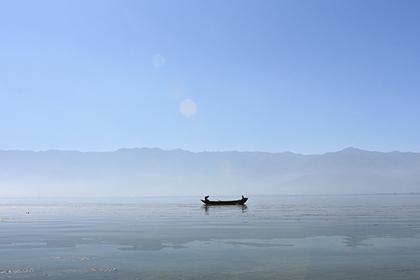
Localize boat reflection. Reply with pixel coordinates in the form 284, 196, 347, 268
202, 204, 248, 215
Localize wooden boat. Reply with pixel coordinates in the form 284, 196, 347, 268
201, 195, 248, 205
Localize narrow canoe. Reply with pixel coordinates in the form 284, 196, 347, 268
201, 196, 248, 205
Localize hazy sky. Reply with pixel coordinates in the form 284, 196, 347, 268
1, 0, 419, 153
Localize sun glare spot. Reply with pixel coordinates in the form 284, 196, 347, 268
152, 54, 165, 68
179, 99, 197, 117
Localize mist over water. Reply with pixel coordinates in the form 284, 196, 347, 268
1, 195, 420, 279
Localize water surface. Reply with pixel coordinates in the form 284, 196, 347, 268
1, 195, 420, 279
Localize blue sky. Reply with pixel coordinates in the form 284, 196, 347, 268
0, 0, 419, 153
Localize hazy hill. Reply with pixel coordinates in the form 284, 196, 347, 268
1, 147, 420, 196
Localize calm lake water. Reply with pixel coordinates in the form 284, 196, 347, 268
1, 195, 420, 279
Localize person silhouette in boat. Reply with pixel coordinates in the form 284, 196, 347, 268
204, 195, 210, 202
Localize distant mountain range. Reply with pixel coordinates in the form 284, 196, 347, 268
1, 147, 420, 196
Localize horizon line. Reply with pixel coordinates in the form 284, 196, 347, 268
1, 192, 420, 200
